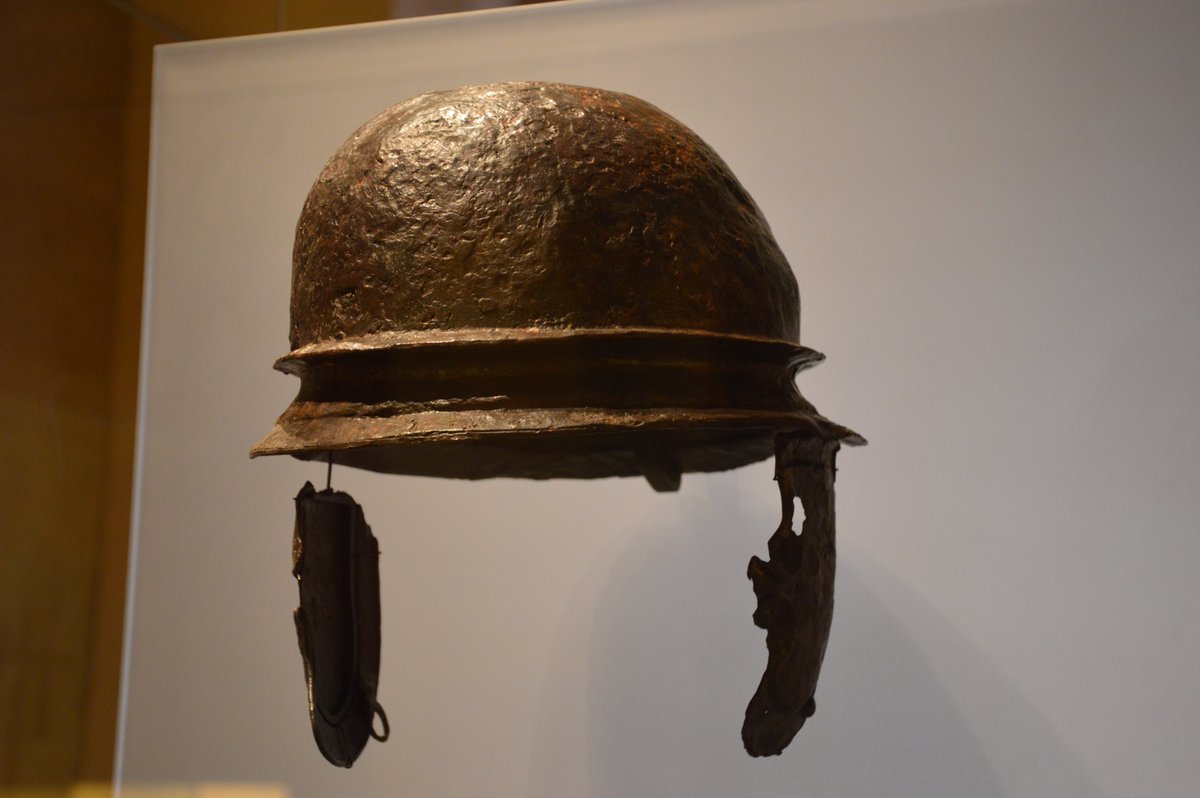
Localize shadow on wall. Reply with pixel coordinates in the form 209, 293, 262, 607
533, 468, 1099, 798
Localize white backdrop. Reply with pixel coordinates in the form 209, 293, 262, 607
120, 0, 1200, 795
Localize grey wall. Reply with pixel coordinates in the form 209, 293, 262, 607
121, 1, 1200, 795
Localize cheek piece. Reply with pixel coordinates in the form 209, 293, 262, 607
291, 479, 389, 768
744, 433, 841, 757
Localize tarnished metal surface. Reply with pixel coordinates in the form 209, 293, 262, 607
744, 434, 840, 756
252, 82, 861, 484
289, 82, 797, 347
292, 482, 389, 766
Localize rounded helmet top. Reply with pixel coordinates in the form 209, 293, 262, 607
289, 81, 798, 352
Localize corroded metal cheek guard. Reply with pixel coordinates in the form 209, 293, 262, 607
292, 482, 388, 767
252, 82, 863, 764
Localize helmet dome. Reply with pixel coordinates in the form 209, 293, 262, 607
253, 82, 860, 488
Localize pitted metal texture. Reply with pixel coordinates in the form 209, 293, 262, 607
289, 82, 799, 350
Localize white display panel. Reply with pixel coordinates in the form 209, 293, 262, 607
122, 0, 1200, 795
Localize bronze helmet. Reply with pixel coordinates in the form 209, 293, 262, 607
251, 81, 860, 489
253, 82, 862, 764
